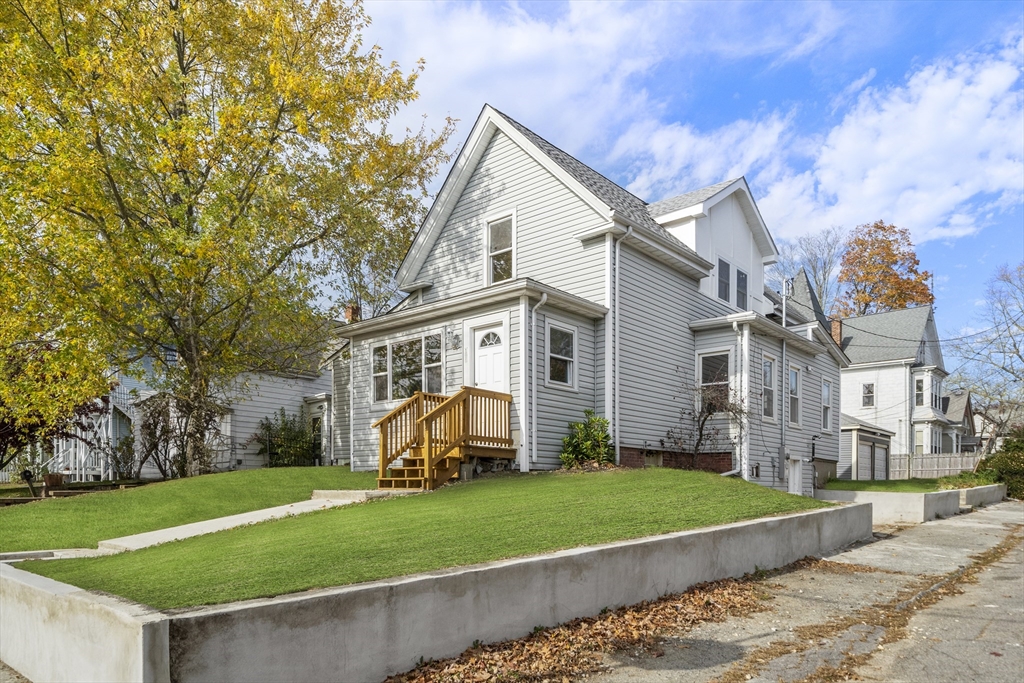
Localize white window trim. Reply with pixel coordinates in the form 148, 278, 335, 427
761, 352, 777, 423
462, 310, 511, 392
862, 382, 875, 408
696, 347, 733, 414
788, 364, 802, 428
716, 257, 731, 304
821, 378, 832, 433
483, 209, 517, 286
736, 268, 748, 311
370, 330, 445, 406
544, 318, 578, 391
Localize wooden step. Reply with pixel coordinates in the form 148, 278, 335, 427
377, 477, 424, 490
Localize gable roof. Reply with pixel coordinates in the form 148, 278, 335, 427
942, 391, 972, 422
395, 105, 713, 290
841, 413, 895, 436
789, 269, 830, 329
839, 306, 933, 365
647, 178, 739, 217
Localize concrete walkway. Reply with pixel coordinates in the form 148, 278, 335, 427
0, 489, 412, 561
589, 501, 1024, 683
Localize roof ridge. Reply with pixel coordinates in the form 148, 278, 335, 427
842, 305, 933, 321
488, 106, 650, 207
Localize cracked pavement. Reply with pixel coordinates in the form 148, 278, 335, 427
590, 501, 1024, 683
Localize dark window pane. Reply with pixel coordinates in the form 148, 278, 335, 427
702, 354, 729, 384
718, 259, 730, 301
426, 365, 442, 394
491, 251, 512, 282
763, 388, 774, 418
736, 270, 748, 309
424, 334, 442, 365
372, 346, 387, 374
374, 375, 388, 402
480, 332, 501, 347
550, 327, 574, 359
391, 339, 422, 399
704, 383, 728, 413
789, 369, 799, 395
489, 218, 513, 252
549, 357, 570, 384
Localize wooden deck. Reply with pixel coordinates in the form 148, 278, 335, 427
373, 387, 516, 490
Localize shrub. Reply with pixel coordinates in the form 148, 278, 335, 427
978, 426, 1024, 498
560, 410, 613, 468
253, 407, 319, 468
937, 469, 998, 490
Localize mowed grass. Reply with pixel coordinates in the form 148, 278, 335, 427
24, 469, 827, 609
825, 478, 939, 493
0, 467, 377, 552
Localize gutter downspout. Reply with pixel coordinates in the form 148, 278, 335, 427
779, 279, 790, 483
612, 226, 632, 464
530, 293, 548, 468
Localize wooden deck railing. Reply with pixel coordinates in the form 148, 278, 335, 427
372, 391, 447, 480
419, 386, 513, 489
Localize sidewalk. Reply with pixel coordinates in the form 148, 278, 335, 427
588, 501, 1023, 683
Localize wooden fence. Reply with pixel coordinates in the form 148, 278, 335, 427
889, 453, 982, 479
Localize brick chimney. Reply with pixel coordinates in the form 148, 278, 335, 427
830, 319, 842, 346
344, 303, 361, 323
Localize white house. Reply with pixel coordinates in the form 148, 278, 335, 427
331, 105, 849, 496
835, 305, 964, 461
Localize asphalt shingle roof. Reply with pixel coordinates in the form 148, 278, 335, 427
942, 391, 970, 422
491, 108, 708, 265
646, 179, 739, 217
840, 413, 894, 435
789, 269, 830, 329
839, 306, 933, 365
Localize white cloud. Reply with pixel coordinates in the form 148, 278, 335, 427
613, 33, 1023, 243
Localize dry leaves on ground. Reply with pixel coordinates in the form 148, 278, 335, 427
387, 577, 770, 683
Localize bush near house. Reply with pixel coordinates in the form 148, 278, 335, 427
979, 425, 1024, 498
559, 410, 614, 468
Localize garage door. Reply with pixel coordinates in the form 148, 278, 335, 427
874, 445, 888, 480
858, 443, 872, 481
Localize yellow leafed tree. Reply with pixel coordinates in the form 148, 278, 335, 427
0, 0, 452, 475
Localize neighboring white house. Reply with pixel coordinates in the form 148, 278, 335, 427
834, 305, 966, 460
40, 363, 332, 482
331, 104, 849, 496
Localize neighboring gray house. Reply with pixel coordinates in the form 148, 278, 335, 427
332, 105, 848, 496
835, 306, 960, 460
942, 390, 979, 453
37, 365, 332, 482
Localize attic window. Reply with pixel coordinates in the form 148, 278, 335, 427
736, 270, 748, 310
717, 259, 730, 302
488, 216, 514, 284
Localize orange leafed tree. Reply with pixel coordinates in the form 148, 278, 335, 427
835, 220, 934, 317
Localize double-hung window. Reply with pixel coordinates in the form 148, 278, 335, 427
487, 216, 513, 284
789, 366, 801, 426
371, 333, 443, 402
915, 379, 924, 406
736, 269, 748, 310
547, 322, 576, 388
717, 259, 730, 302
931, 377, 942, 409
700, 352, 730, 412
862, 383, 874, 407
762, 355, 775, 420
821, 379, 832, 431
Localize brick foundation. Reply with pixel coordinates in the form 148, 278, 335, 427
619, 447, 735, 474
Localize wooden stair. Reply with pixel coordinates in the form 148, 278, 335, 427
374, 387, 515, 491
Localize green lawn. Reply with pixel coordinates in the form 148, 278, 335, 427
0, 467, 376, 552
23, 469, 827, 609
824, 478, 939, 493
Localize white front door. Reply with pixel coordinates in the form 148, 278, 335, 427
473, 326, 505, 393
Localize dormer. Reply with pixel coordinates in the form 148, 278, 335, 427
648, 177, 779, 312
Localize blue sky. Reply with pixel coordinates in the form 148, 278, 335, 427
362, 0, 1024, 339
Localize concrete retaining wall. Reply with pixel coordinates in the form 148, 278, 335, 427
0, 564, 169, 683
961, 484, 1006, 508
1, 504, 871, 683
815, 489, 961, 525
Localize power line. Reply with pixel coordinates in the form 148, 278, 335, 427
839, 314, 1024, 345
